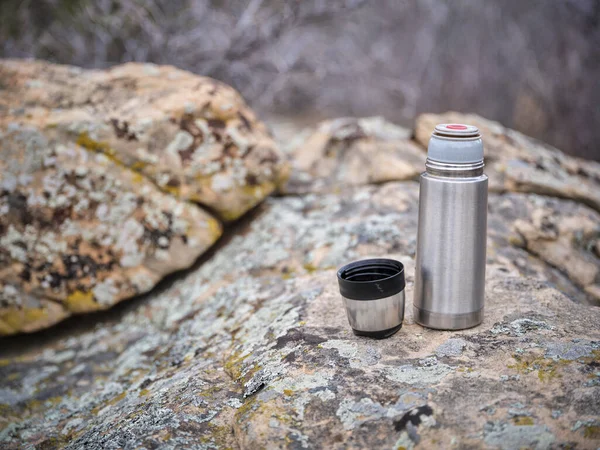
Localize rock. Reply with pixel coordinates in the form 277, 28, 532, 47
415, 112, 600, 213
1, 112, 600, 448
0, 59, 289, 221
0, 123, 222, 335
280, 117, 423, 194
1, 179, 600, 449
512, 201, 600, 302
0, 58, 290, 334
487, 193, 600, 305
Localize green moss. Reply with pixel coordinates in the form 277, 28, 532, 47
283, 389, 294, 396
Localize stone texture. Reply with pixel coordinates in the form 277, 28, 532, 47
511, 200, 600, 302
0, 59, 289, 221
280, 117, 423, 194
0, 123, 222, 336
1, 111, 600, 448
415, 112, 600, 213
0, 59, 291, 334
1, 180, 600, 449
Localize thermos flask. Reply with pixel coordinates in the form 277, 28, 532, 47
414, 123, 488, 330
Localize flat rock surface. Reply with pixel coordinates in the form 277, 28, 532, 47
1, 179, 599, 448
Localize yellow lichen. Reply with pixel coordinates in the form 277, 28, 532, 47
163, 184, 181, 197
0, 307, 48, 334
91, 391, 127, 415
584, 425, 600, 439
507, 355, 570, 382
582, 350, 600, 365
131, 161, 147, 171
131, 172, 145, 184
65, 290, 96, 313
76, 132, 109, 153
512, 416, 534, 426
217, 182, 277, 222
76, 132, 122, 165
223, 350, 248, 380
303, 263, 318, 274
7, 372, 20, 381
207, 217, 223, 240
508, 234, 525, 247
0, 404, 11, 417
283, 389, 294, 396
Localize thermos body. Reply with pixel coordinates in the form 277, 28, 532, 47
413, 124, 488, 330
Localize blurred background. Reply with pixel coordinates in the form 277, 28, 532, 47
1, 0, 599, 160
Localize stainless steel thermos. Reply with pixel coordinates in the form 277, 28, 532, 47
413, 123, 488, 330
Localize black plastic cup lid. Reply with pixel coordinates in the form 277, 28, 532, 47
337, 258, 405, 301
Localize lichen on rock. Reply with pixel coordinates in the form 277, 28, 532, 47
280, 116, 423, 194
0, 59, 289, 222
0, 123, 222, 335
1, 105, 600, 448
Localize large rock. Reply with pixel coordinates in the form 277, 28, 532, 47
1, 179, 599, 448
0, 59, 290, 335
1, 113, 599, 448
0, 59, 289, 221
0, 124, 222, 335
280, 116, 424, 194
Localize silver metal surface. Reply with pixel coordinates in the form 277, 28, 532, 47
413, 306, 484, 330
414, 156, 488, 330
342, 291, 405, 332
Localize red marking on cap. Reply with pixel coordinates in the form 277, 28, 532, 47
446, 124, 468, 130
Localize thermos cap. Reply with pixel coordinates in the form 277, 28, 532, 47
337, 258, 405, 301
427, 123, 484, 164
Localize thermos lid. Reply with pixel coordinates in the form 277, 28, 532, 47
427, 123, 484, 164
337, 258, 405, 301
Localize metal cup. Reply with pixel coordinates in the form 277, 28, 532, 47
337, 258, 405, 339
